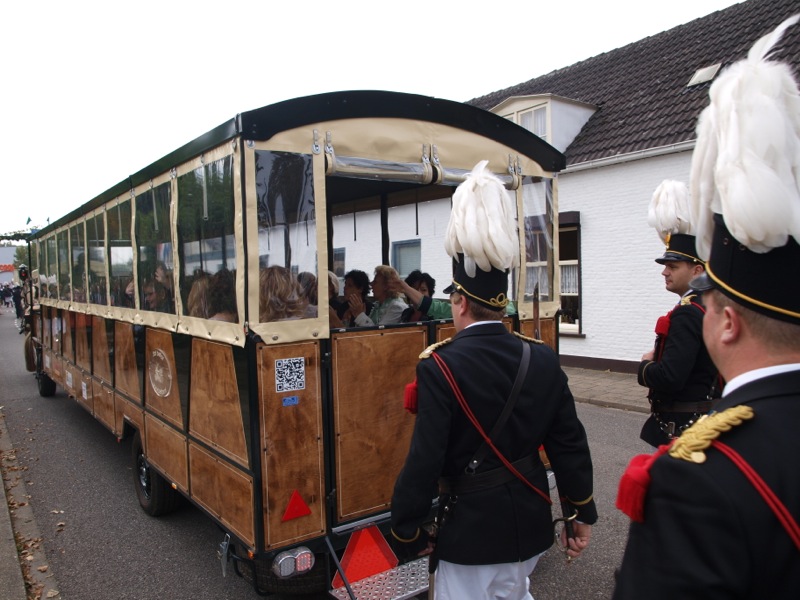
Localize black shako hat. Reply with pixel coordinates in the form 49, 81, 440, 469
655, 233, 703, 265
690, 214, 800, 325
442, 254, 509, 311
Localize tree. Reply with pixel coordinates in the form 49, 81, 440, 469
13, 245, 28, 268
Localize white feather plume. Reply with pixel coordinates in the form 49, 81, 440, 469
648, 180, 694, 242
690, 13, 800, 258
445, 160, 519, 277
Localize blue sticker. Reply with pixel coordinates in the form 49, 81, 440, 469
282, 396, 299, 407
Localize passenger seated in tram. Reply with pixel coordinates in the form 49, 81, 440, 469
348, 265, 407, 327
142, 278, 173, 312
186, 271, 211, 318
297, 271, 318, 319
399, 270, 439, 322
336, 269, 372, 327
259, 265, 307, 322
392, 272, 452, 321
208, 268, 238, 322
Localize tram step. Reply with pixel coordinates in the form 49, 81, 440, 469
329, 556, 429, 600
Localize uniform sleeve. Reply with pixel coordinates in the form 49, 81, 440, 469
638, 305, 704, 392
613, 455, 748, 599
542, 370, 598, 524
391, 358, 453, 539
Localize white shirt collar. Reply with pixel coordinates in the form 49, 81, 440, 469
723, 363, 800, 396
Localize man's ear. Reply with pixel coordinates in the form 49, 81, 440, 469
720, 305, 741, 345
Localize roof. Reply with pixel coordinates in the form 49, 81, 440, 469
468, 0, 800, 167
34, 91, 564, 239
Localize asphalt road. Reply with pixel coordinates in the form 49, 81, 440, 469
0, 313, 651, 600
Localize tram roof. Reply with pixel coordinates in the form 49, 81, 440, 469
35, 90, 564, 238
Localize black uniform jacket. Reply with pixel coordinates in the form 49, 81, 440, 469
614, 369, 800, 599
638, 293, 720, 445
391, 322, 597, 566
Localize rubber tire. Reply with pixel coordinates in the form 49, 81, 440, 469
36, 350, 56, 397
132, 431, 182, 516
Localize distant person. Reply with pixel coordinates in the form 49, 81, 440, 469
186, 271, 211, 318
395, 270, 453, 322
637, 180, 720, 446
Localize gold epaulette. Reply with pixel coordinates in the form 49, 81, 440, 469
513, 331, 544, 344
419, 338, 452, 359
680, 293, 698, 306
668, 405, 754, 464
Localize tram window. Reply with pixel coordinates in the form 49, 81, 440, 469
87, 213, 107, 305
255, 151, 316, 322
45, 236, 57, 299
177, 155, 237, 321
108, 201, 134, 308
70, 222, 87, 303
57, 230, 70, 300
136, 182, 175, 313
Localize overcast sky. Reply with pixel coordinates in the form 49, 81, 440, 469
0, 0, 742, 236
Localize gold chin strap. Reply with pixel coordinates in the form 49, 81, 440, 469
451, 280, 509, 308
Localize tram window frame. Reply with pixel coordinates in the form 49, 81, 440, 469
108, 200, 134, 309
135, 182, 175, 314
177, 155, 237, 321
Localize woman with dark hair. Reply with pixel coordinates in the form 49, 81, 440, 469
337, 269, 373, 327
208, 268, 238, 322
401, 270, 437, 322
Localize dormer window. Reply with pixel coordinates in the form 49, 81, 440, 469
520, 106, 548, 141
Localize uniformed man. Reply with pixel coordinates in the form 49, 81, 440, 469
390, 161, 597, 600
614, 14, 800, 599
638, 181, 721, 446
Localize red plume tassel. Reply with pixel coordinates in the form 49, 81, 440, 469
404, 379, 419, 415
616, 444, 671, 522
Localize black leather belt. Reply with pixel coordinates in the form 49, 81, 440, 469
438, 454, 540, 495
652, 400, 713, 413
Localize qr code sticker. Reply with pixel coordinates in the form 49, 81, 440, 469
275, 357, 306, 392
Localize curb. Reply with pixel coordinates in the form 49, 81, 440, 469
0, 409, 61, 600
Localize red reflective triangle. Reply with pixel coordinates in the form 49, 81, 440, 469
281, 489, 312, 522
332, 524, 398, 588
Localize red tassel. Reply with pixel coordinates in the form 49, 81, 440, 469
616, 445, 671, 522
404, 380, 419, 414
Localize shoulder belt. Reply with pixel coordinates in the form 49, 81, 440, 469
420, 337, 452, 359
670, 405, 800, 550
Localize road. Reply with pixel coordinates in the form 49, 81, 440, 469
0, 312, 651, 599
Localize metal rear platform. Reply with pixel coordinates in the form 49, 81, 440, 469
329, 557, 429, 600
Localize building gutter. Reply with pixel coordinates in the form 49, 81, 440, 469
562, 139, 696, 173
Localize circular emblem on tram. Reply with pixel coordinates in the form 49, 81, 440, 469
148, 348, 173, 398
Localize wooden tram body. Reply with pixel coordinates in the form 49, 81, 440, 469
24, 91, 564, 597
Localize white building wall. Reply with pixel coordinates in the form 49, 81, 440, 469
558, 150, 694, 363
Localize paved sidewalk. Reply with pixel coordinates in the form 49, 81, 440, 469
563, 366, 648, 414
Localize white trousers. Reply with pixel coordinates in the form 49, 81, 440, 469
433, 553, 542, 600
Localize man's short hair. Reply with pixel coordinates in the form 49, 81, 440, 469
708, 289, 800, 352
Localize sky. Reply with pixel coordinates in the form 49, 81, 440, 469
0, 0, 743, 237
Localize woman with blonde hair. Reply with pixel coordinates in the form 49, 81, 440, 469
259, 266, 307, 322
349, 265, 407, 326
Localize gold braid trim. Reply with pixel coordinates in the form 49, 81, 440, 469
513, 331, 544, 345
668, 405, 755, 464
420, 338, 452, 359
680, 294, 698, 306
